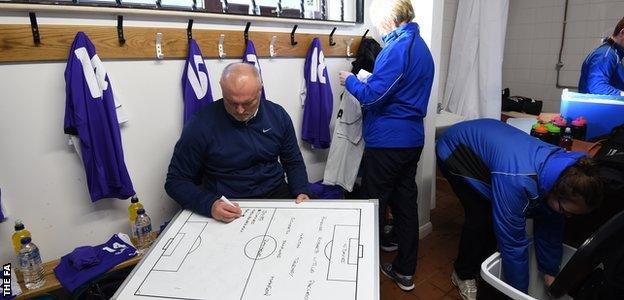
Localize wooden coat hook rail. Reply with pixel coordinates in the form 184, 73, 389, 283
0, 23, 362, 63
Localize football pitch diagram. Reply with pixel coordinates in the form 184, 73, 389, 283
114, 200, 378, 300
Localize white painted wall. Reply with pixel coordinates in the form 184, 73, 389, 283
0, 2, 442, 264
503, 0, 624, 112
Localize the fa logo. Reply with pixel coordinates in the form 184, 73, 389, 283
2, 263, 12, 297
102, 242, 128, 255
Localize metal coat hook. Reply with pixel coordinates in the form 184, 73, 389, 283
345, 38, 354, 57
191, 0, 197, 10
155, 0, 161, 8
155, 32, 164, 59
290, 25, 298, 46
329, 27, 337, 46
244, 22, 251, 44
362, 29, 370, 41
28, 12, 40, 46
115, 0, 122, 6
187, 19, 194, 40
269, 36, 277, 58
117, 15, 125, 46
218, 34, 227, 59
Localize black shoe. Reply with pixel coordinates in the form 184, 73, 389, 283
381, 225, 398, 252
380, 263, 415, 291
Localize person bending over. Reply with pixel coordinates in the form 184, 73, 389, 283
436, 119, 603, 300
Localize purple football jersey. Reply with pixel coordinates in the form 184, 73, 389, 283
54, 234, 137, 292
64, 32, 135, 202
182, 39, 213, 124
242, 40, 267, 100
302, 38, 333, 149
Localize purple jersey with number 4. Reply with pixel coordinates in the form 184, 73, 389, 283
242, 40, 267, 100
302, 38, 333, 149
64, 32, 135, 202
182, 39, 213, 124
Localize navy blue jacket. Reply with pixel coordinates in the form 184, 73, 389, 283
345, 22, 434, 148
578, 39, 624, 95
436, 119, 585, 292
165, 99, 309, 217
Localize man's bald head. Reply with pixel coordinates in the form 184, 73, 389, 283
219, 63, 263, 122
220, 62, 262, 88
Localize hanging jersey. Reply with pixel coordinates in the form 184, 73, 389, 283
301, 38, 333, 149
54, 233, 136, 292
242, 40, 267, 100
323, 70, 370, 191
64, 32, 135, 202
182, 39, 214, 124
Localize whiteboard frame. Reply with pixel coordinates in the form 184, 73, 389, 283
112, 198, 380, 300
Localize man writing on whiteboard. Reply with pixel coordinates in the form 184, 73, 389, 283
165, 63, 310, 223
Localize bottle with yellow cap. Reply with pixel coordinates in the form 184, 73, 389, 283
128, 195, 143, 239
12, 220, 32, 254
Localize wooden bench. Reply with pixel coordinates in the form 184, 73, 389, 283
14, 233, 158, 299
15, 254, 143, 299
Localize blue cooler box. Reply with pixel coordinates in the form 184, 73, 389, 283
560, 89, 624, 140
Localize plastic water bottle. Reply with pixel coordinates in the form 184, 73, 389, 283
559, 127, 573, 151
18, 237, 45, 290
12, 220, 32, 254
128, 195, 143, 239
135, 208, 153, 253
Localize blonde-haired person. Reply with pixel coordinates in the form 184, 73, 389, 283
338, 0, 435, 292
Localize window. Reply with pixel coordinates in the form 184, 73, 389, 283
6, 0, 361, 23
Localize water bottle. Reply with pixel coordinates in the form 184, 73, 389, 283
18, 237, 45, 290
135, 208, 153, 253
571, 117, 587, 141
12, 220, 32, 254
559, 127, 573, 151
128, 195, 143, 239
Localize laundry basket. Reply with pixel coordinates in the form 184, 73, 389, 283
478, 243, 576, 300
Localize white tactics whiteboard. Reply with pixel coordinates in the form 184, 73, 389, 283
113, 200, 379, 300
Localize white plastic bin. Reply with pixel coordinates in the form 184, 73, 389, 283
479, 243, 576, 300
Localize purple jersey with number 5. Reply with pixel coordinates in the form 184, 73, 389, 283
302, 38, 333, 149
182, 39, 213, 124
64, 32, 135, 202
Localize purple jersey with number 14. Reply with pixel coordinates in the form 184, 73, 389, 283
182, 39, 213, 124
302, 38, 333, 149
64, 32, 135, 202
54, 234, 137, 292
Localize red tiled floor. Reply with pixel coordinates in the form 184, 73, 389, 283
380, 176, 465, 300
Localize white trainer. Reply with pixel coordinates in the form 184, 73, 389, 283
451, 270, 477, 300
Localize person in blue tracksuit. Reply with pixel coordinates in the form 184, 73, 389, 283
578, 17, 624, 96
165, 63, 310, 223
437, 119, 603, 299
338, 0, 435, 292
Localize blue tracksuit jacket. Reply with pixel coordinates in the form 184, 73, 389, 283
436, 119, 585, 292
578, 38, 624, 95
165, 99, 309, 217
345, 22, 434, 148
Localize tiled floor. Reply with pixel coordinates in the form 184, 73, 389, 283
380, 176, 465, 300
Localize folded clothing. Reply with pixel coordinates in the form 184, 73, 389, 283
69, 246, 100, 270
54, 233, 136, 292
